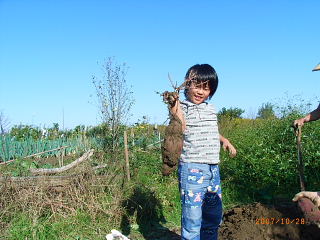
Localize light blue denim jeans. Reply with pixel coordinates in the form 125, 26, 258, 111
178, 162, 223, 240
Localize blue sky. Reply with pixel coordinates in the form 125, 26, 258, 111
1, 0, 319, 129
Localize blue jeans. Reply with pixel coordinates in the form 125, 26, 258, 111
178, 162, 223, 240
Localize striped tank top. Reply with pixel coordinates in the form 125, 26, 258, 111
179, 100, 220, 164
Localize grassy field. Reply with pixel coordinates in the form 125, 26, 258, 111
0, 146, 180, 240
2, 113, 320, 239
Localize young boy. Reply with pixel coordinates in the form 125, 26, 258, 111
169, 64, 236, 240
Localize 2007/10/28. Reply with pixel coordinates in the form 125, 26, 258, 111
255, 218, 305, 225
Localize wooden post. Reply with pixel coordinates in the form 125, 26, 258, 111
131, 129, 135, 146
61, 147, 64, 167
124, 131, 130, 181
155, 124, 161, 147
58, 151, 62, 168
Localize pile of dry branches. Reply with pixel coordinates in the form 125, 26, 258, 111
0, 158, 126, 234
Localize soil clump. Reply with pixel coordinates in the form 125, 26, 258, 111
219, 202, 320, 240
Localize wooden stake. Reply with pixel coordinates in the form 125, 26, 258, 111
131, 129, 135, 146
124, 131, 130, 181
295, 126, 306, 191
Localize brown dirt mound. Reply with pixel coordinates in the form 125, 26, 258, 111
219, 202, 320, 240
143, 202, 320, 240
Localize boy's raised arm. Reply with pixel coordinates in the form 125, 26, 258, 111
163, 91, 186, 131
170, 100, 186, 132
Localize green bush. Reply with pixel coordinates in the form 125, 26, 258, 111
220, 115, 320, 206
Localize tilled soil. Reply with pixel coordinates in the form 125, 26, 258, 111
219, 202, 320, 240
137, 202, 320, 240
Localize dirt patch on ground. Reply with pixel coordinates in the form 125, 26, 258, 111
219, 202, 320, 240
140, 202, 320, 240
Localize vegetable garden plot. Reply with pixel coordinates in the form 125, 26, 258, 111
0, 135, 103, 162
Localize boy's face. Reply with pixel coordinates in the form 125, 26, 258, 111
187, 81, 210, 104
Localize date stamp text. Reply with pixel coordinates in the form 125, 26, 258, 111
255, 217, 305, 225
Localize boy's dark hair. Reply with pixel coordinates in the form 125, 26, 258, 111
184, 64, 218, 100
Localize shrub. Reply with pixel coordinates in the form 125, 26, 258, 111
220, 114, 320, 205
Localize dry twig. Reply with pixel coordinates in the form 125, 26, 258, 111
30, 149, 94, 175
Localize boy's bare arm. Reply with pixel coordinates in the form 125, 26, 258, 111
170, 100, 186, 131
163, 91, 186, 131
219, 134, 237, 157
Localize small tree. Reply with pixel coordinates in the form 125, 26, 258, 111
218, 107, 245, 121
92, 57, 134, 151
257, 102, 276, 119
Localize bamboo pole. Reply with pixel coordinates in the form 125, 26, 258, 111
124, 131, 130, 181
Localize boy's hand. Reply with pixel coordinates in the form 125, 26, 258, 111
223, 141, 237, 157
162, 91, 185, 131
162, 91, 179, 107
220, 135, 237, 157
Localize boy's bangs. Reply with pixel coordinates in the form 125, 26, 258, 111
187, 74, 211, 90
187, 69, 214, 85
192, 78, 210, 86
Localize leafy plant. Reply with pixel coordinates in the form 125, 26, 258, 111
218, 107, 245, 122
257, 102, 276, 119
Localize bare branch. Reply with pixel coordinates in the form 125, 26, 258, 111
0, 111, 10, 135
